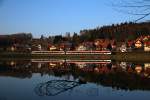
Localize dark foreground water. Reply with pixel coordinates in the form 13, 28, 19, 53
0, 60, 150, 100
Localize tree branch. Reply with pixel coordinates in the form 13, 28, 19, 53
135, 12, 150, 22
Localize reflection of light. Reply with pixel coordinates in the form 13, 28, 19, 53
49, 63, 57, 68
144, 63, 150, 78
60, 62, 63, 65
144, 73, 149, 77
77, 64, 86, 69
10, 61, 15, 66
127, 67, 134, 73
37, 63, 42, 69
94, 67, 99, 72
112, 65, 117, 69
120, 62, 127, 70
135, 66, 142, 73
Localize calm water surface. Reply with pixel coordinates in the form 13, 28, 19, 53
0, 60, 150, 100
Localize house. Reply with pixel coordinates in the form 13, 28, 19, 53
127, 40, 134, 47
83, 42, 96, 50
135, 39, 143, 48
10, 43, 31, 52
144, 41, 150, 52
76, 44, 87, 51
120, 43, 127, 52
64, 42, 72, 51
126, 40, 135, 52
32, 38, 50, 51
49, 45, 57, 51
116, 42, 127, 52
94, 39, 110, 50
143, 36, 149, 41
32, 44, 42, 51
110, 40, 117, 50
37, 44, 41, 51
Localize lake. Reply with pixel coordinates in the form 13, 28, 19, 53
0, 59, 150, 100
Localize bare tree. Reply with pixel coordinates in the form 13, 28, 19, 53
110, 0, 150, 22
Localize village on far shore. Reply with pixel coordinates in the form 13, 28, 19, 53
0, 22, 150, 53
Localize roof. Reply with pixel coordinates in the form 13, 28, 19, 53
144, 41, 150, 46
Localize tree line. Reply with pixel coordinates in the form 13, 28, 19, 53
50, 21, 150, 45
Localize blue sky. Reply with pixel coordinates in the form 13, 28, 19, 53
0, 0, 149, 38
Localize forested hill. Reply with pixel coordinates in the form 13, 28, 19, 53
79, 21, 150, 42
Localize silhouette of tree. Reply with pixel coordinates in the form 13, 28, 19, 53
107, 43, 112, 51
53, 35, 63, 44
111, 0, 150, 22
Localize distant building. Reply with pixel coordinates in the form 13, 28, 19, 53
59, 42, 72, 51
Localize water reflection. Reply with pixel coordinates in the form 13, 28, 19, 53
0, 60, 150, 92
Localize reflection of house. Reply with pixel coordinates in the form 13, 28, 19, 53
37, 63, 42, 69
49, 63, 57, 68
94, 66, 110, 74
127, 67, 134, 73
9, 61, 16, 67
76, 63, 87, 69
135, 65, 143, 73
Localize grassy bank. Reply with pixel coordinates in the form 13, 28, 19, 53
0, 52, 111, 60
0, 52, 150, 62
111, 52, 150, 62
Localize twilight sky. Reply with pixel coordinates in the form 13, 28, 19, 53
0, 0, 149, 37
